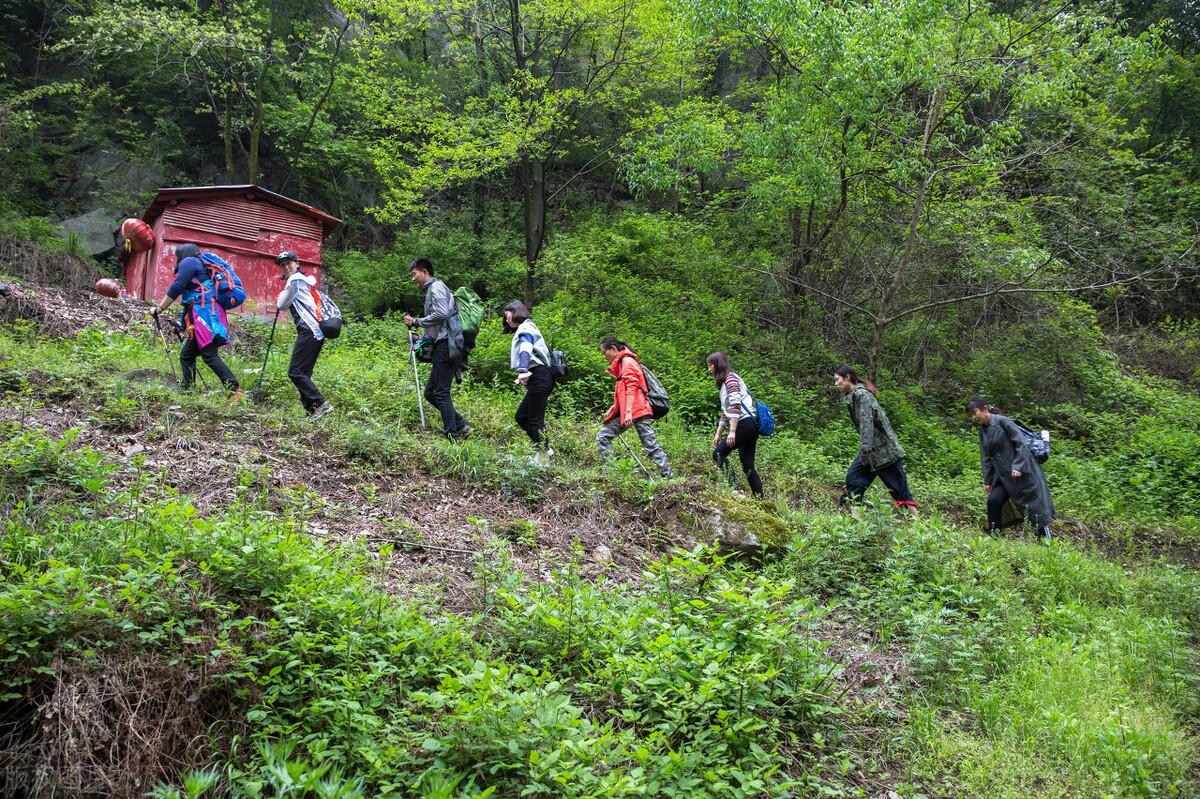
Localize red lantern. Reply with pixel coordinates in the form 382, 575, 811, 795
95, 278, 122, 298
121, 218, 154, 251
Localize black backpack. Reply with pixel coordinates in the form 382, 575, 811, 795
1014, 421, 1050, 463
549, 349, 569, 379
640, 364, 670, 419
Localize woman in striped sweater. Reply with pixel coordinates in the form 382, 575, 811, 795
707, 351, 764, 498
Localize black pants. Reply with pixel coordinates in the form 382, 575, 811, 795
180, 338, 238, 391
986, 482, 1050, 536
842, 456, 916, 507
515, 365, 554, 445
426, 340, 466, 437
987, 482, 1015, 530
713, 415, 763, 497
288, 326, 326, 412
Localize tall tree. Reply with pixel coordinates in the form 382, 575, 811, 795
358, 0, 689, 304
62, 0, 348, 185
627, 0, 1197, 378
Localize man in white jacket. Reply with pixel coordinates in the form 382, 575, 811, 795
275, 251, 332, 419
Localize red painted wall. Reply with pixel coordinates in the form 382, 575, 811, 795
123, 193, 326, 316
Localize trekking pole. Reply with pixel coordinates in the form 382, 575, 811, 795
151, 313, 179, 385
618, 433, 651, 476
159, 315, 209, 392
250, 309, 280, 403
410, 339, 427, 429
398, 332, 427, 430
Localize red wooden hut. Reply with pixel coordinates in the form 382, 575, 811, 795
123, 185, 340, 314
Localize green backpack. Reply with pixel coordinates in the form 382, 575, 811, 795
453, 286, 484, 349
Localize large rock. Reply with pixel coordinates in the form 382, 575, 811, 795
682, 495, 792, 553
64, 148, 164, 200
57, 208, 120, 257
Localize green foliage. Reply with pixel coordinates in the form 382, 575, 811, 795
0, 424, 840, 797
779, 513, 1199, 798
327, 213, 523, 316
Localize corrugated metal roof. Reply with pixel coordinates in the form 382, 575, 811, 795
259, 203, 321, 240
162, 197, 262, 241
141, 184, 340, 233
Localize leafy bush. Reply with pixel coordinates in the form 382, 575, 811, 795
1, 425, 841, 797
778, 514, 1200, 799
327, 212, 522, 316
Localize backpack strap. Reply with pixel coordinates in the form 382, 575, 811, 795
308, 285, 324, 322
613, 353, 652, 403
727, 372, 753, 417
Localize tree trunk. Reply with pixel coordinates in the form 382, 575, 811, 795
223, 93, 235, 183
870, 88, 944, 382
786, 203, 813, 297
220, 0, 235, 183
521, 155, 545, 307
280, 20, 350, 193
246, 1, 276, 184
471, 4, 488, 260
247, 101, 262, 183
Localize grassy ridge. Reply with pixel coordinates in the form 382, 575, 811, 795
1, 316, 1198, 797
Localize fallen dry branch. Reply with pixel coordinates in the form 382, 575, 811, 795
0, 648, 234, 798
0, 281, 148, 337
0, 235, 103, 293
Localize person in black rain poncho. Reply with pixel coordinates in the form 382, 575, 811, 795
967, 396, 1054, 542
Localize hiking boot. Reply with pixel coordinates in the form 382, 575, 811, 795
309, 401, 334, 420
229, 388, 247, 404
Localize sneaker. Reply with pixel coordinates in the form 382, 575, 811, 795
459, 424, 474, 440
229, 388, 247, 404
309, 401, 334, 420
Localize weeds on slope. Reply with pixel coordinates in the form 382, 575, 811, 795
0, 424, 844, 797
778, 510, 1200, 799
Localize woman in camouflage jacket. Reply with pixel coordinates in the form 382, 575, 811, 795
834, 365, 918, 515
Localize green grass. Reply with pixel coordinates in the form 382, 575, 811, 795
778, 513, 1198, 798
1, 313, 1198, 797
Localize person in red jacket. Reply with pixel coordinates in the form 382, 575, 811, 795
596, 336, 674, 478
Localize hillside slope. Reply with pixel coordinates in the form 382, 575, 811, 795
1, 278, 1197, 799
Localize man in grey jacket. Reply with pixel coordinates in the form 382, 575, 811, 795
403, 258, 471, 440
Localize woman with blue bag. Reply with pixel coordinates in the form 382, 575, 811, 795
707, 351, 766, 498
151, 242, 242, 400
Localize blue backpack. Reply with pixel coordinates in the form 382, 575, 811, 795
201, 252, 247, 310
754, 400, 776, 436
740, 385, 776, 437
180, 280, 229, 349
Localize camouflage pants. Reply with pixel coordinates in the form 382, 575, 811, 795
596, 417, 673, 478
